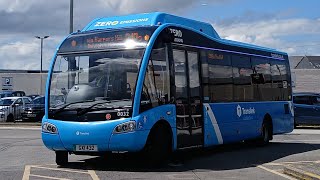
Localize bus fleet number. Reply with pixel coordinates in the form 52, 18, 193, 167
117, 111, 129, 117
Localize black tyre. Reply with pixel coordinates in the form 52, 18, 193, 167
56, 151, 68, 166
143, 126, 171, 165
257, 122, 271, 146
6, 114, 14, 122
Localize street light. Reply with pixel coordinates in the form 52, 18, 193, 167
70, 0, 73, 33
35, 36, 49, 95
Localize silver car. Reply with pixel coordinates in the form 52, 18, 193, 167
0, 97, 32, 122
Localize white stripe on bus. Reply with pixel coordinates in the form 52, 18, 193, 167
204, 103, 223, 144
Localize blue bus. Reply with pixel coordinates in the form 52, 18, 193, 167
42, 12, 294, 165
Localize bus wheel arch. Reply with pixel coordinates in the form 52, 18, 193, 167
143, 119, 173, 163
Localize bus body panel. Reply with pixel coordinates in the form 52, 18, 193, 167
132, 104, 177, 150
42, 129, 66, 151
42, 118, 130, 152
42, 105, 177, 153
203, 101, 294, 147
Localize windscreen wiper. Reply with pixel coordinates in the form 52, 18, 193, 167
76, 100, 111, 116
53, 100, 95, 115
76, 99, 132, 116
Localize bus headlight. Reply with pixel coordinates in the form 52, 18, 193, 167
42, 122, 58, 134
113, 121, 136, 134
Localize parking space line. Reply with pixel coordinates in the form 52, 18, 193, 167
257, 165, 295, 180
263, 160, 320, 166
22, 165, 31, 180
31, 165, 90, 174
29, 174, 72, 180
282, 160, 320, 164
304, 171, 320, 179
263, 162, 283, 166
88, 170, 100, 180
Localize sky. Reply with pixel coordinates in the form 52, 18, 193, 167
0, 0, 319, 70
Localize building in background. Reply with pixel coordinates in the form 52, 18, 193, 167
0, 70, 47, 96
290, 56, 320, 93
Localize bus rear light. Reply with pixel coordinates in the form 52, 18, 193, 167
113, 121, 136, 134
42, 122, 58, 134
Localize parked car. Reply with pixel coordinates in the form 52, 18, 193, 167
26, 94, 40, 100
0, 97, 32, 122
293, 92, 320, 127
21, 96, 45, 122
0, 91, 26, 98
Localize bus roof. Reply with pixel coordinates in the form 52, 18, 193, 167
83, 12, 220, 39
82, 12, 285, 55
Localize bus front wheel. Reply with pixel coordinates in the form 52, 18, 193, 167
56, 151, 68, 166
143, 125, 171, 165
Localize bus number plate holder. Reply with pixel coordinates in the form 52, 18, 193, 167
75, 145, 98, 152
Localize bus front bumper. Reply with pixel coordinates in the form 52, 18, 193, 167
41, 118, 149, 153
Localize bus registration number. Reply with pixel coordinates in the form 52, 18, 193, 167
75, 145, 98, 152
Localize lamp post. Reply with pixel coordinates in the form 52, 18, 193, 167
35, 36, 49, 95
70, 0, 73, 33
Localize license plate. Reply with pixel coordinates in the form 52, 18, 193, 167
75, 145, 98, 152
27, 114, 36, 117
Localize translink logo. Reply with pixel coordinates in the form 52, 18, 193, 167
237, 105, 242, 117
236, 105, 256, 117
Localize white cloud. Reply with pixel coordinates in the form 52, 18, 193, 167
0, 36, 63, 70
0, 0, 38, 13
98, 0, 232, 14
214, 18, 320, 55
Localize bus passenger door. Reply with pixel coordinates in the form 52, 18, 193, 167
172, 48, 203, 149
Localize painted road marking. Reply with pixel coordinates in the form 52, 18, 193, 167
265, 160, 320, 166
257, 165, 295, 180
290, 129, 320, 135
88, 170, 100, 180
31, 165, 90, 174
277, 139, 320, 143
167, 173, 199, 180
22, 165, 100, 180
22, 165, 31, 180
29, 174, 71, 180
258, 160, 320, 180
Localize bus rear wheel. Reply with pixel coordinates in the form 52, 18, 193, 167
56, 151, 68, 166
143, 126, 171, 165
257, 121, 271, 146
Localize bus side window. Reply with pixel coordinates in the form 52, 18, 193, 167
251, 57, 272, 101
232, 55, 253, 102
207, 51, 233, 102
270, 60, 289, 101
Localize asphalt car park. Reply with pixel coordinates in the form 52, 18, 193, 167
0, 126, 319, 180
